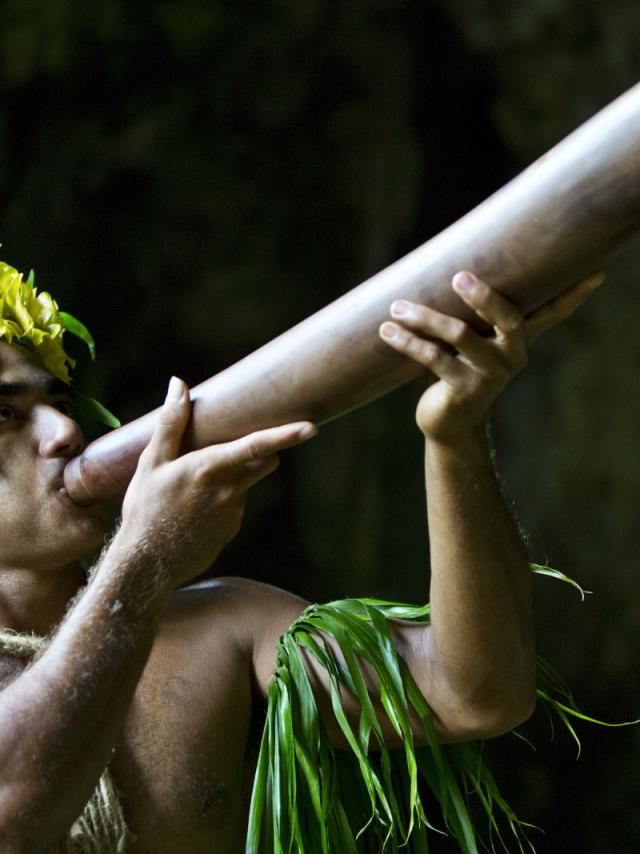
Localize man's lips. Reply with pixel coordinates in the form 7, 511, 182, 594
50, 470, 70, 497
50, 470, 101, 512
53, 479, 89, 508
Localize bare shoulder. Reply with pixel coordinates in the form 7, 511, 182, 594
161, 576, 311, 678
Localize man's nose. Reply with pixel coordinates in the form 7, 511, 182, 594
35, 405, 84, 458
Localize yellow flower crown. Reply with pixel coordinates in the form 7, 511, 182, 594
0, 260, 119, 427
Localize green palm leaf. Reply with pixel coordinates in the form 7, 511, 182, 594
247, 566, 637, 853
73, 390, 121, 429
60, 311, 96, 361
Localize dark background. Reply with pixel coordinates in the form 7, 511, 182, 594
1, 1, 639, 850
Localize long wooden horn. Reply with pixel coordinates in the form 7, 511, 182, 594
64, 82, 640, 505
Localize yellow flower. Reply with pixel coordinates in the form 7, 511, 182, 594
0, 258, 120, 428
0, 261, 75, 383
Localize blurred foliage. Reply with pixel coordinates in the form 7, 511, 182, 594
1, 0, 639, 851
439, 0, 640, 157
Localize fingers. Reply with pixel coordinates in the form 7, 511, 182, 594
380, 319, 469, 386
143, 376, 191, 467
451, 272, 528, 370
236, 453, 282, 490
382, 295, 500, 376
524, 271, 605, 345
451, 272, 521, 332
192, 421, 318, 476
380, 267, 603, 385
380, 270, 529, 380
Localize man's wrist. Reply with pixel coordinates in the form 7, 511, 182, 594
423, 421, 492, 464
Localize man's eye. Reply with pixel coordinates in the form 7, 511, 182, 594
0, 405, 17, 423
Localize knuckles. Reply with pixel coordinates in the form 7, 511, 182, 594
189, 469, 239, 506
500, 317, 525, 337
157, 408, 183, 427
404, 334, 438, 364
446, 318, 470, 346
243, 436, 264, 462
420, 342, 439, 362
214, 484, 241, 506
470, 283, 526, 332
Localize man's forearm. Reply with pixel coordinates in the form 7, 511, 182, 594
0, 532, 170, 853
378, 271, 595, 740
424, 426, 536, 737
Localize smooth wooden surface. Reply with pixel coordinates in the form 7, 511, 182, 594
64, 81, 640, 504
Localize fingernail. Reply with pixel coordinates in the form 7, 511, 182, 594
391, 300, 409, 316
166, 376, 183, 402
453, 272, 476, 292
380, 322, 397, 339
298, 424, 318, 440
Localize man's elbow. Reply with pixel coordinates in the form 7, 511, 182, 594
448, 688, 537, 741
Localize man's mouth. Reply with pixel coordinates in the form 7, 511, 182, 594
50, 472, 69, 498
51, 474, 99, 512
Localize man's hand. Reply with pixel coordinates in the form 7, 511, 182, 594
379, 270, 604, 444
120, 376, 317, 587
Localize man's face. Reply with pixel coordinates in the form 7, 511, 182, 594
0, 341, 107, 571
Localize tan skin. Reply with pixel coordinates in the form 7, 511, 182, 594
0, 270, 602, 853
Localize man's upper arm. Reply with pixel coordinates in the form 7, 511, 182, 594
218, 578, 516, 748
214, 575, 313, 697
219, 578, 440, 747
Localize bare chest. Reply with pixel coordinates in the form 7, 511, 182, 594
0, 647, 262, 853
109, 640, 264, 854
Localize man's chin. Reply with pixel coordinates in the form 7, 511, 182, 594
46, 503, 110, 564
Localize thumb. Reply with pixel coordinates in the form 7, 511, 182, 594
144, 376, 191, 466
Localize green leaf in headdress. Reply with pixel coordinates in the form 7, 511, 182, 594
73, 390, 121, 428
1, 257, 117, 430
60, 311, 96, 361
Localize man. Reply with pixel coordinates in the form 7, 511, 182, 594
0, 262, 601, 852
